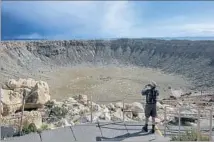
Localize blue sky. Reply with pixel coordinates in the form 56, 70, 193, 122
2, 1, 214, 40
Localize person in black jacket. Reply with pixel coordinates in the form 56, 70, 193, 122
141, 81, 159, 133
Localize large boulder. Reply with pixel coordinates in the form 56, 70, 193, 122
115, 102, 123, 109
81, 112, 101, 123
135, 113, 145, 121
56, 118, 74, 127
91, 102, 102, 112
111, 109, 123, 121
1, 79, 51, 115
106, 103, 116, 111
99, 113, 111, 121
170, 89, 183, 99
130, 102, 144, 116
1, 111, 42, 129
156, 102, 163, 110
98, 107, 111, 120
172, 109, 198, 125
162, 104, 175, 113
66, 97, 78, 104
25, 81, 50, 109
1, 88, 23, 116
7, 78, 37, 90
124, 103, 132, 110
124, 111, 133, 119
77, 95, 88, 105
79, 106, 90, 115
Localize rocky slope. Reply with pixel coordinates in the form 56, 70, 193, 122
1, 78, 213, 136
1, 39, 214, 91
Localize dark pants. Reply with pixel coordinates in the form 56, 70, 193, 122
145, 103, 157, 118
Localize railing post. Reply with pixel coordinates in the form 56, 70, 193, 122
122, 99, 125, 122
209, 108, 213, 141
164, 106, 167, 137
178, 107, 181, 141
90, 95, 93, 123
0, 88, 2, 119
197, 107, 201, 141
19, 90, 26, 136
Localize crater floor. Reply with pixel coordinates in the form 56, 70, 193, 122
39, 64, 192, 102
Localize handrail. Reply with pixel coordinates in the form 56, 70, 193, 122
1, 96, 213, 141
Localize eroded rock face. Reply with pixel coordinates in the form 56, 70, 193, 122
1, 79, 50, 116
1, 111, 42, 129
7, 78, 38, 90
1, 88, 23, 116
25, 81, 50, 109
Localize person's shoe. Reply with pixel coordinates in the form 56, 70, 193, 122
150, 124, 155, 133
142, 124, 148, 132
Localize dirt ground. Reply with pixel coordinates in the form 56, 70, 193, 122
39, 65, 193, 103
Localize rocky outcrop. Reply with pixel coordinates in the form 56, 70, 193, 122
169, 89, 184, 100
130, 102, 144, 116
6, 78, 37, 90
1, 78, 50, 116
77, 94, 88, 105
25, 81, 50, 109
1, 111, 42, 129
1, 78, 212, 130
1, 88, 23, 116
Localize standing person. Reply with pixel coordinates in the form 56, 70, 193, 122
141, 81, 159, 133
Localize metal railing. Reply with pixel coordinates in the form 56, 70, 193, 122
93, 96, 214, 141
1, 96, 214, 141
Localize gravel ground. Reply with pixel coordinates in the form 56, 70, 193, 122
33, 65, 192, 102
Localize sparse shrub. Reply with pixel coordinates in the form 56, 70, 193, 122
21, 123, 37, 135
45, 100, 55, 109
37, 124, 50, 133
49, 105, 68, 119
45, 100, 68, 119
171, 129, 209, 141
21, 123, 51, 135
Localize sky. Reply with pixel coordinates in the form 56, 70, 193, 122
1, 1, 214, 40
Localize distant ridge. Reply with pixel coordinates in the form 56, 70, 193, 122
158, 36, 214, 41
1, 37, 214, 41
1, 38, 47, 41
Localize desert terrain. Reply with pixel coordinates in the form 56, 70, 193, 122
1, 39, 214, 102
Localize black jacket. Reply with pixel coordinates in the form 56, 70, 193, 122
141, 88, 159, 104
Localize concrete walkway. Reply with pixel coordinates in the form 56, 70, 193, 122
2, 122, 170, 142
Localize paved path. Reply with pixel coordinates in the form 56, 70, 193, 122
2, 122, 170, 142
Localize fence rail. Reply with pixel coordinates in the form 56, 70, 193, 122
1, 96, 214, 141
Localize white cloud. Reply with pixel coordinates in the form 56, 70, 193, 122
160, 23, 214, 37
2, 1, 214, 38
16, 33, 45, 39
100, 1, 136, 37
2, 1, 147, 38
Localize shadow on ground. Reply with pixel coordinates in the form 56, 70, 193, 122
96, 122, 154, 141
